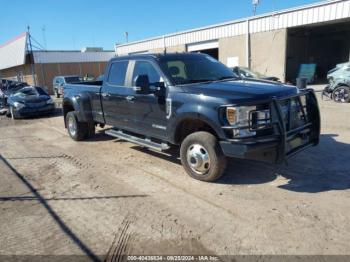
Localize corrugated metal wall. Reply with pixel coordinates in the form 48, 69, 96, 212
116, 0, 350, 55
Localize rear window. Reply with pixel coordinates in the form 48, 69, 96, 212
65, 77, 82, 83
108, 61, 129, 86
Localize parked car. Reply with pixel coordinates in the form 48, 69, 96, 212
232, 66, 280, 82
0, 80, 28, 111
323, 62, 350, 103
6, 86, 55, 119
53, 76, 82, 98
63, 53, 320, 182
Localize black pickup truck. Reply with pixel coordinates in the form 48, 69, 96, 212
63, 53, 320, 182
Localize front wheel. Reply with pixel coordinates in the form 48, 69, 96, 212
333, 86, 350, 103
180, 131, 227, 182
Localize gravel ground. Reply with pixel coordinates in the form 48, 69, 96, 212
0, 93, 349, 260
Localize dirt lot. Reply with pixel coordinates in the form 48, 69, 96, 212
0, 93, 349, 260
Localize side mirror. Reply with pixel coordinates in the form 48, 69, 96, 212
134, 75, 151, 94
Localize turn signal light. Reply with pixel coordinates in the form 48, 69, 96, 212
226, 107, 236, 125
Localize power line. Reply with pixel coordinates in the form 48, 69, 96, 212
30, 35, 46, 50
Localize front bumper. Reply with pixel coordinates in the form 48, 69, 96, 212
219, 89, 320, 163
15, 104, 55, 116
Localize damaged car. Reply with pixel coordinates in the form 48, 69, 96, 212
232, 66, 280, 82
323, 62, 350, 103
6, 86, 55, 119
0, 80, 28, 114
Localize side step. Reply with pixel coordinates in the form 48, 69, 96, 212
105, 129, 170, 152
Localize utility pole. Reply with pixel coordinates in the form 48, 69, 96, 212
252, 0, 260, 16
42, 26, 47, 50
27, 26, 37, 86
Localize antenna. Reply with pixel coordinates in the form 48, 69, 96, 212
125, 32, 129, 43
252, 0, 260, 16
41, 26, 47, 50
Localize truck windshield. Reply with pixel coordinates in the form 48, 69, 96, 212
159, 54, 239, 85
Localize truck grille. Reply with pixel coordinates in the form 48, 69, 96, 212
278, 95, 308, 132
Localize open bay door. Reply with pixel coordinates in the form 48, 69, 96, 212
187, 40, 219, 60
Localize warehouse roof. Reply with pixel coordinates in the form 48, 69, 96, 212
0, 33, 28, 70
32, 50, 115, 64
115, 0, 350, 55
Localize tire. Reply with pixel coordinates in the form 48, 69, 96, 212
55, 89, 60, 98
65, 111, 87, 141
8, 106, 19, 119
180, 131, 227, 182
85, 122, 96, 139
333, 86, 350, 103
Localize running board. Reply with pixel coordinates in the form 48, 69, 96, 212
105, 129, 170, 152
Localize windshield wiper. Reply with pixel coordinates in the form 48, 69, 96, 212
216, 76, 240, 81
186, 79, 215, 84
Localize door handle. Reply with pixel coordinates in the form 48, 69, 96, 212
126, 96, 135, 102
102, 93, 110, 98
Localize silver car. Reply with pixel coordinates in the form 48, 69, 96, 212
325, 62, 350, 103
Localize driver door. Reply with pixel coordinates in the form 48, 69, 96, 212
128, 60, 168, 139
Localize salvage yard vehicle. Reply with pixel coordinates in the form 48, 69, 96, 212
6, 86, 55, 119
232, 66, 280, 82
63, 53, 320, 182
323, 62, 350, 103
0, 80, 28, 113
53, 75, 82, 98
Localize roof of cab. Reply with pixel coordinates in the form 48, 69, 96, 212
110, 52, 206, 62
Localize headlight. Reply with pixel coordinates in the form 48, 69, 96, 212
46, 98, 54, 104
225, 106, 271, 138
226, 106, 256, 126
13, 102, 25, 109
226, 106, 256, 138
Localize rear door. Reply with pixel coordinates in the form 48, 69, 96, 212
128, 60, 168, 139
101, 60, 135, 129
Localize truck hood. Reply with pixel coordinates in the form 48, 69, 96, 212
181, 79, 298, 102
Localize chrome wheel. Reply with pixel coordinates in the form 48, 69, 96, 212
186, 144, 211, 175
333, 87, 349, 103
68, 116, 77, 137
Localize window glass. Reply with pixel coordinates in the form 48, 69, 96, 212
132, 61, 161, 86
13, 87, 39, 97
160, 54, 238, 85
65, 76, 82, 83
108, 61, 129, 86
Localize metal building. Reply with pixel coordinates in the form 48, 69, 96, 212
0, 33, 115, 93
115, 0, 350, 82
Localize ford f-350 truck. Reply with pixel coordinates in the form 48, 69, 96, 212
63, 53, 320, 182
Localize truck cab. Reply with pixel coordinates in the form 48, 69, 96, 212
63, 53, 320, 182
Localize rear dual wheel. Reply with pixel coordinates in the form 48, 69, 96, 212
66, 111, 95, 141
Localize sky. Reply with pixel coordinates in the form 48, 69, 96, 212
0, 0, 323, 50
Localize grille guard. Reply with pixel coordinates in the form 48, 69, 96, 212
220, 89, 321, 163
271, 89, 320, 163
